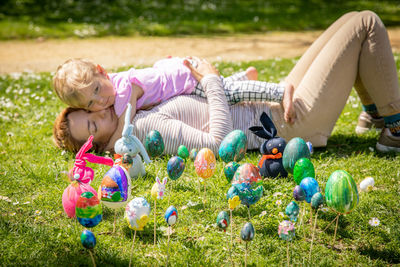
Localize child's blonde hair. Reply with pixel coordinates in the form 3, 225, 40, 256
53, 58, 100, 108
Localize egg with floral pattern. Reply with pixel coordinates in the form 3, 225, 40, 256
194, 148, 216, 179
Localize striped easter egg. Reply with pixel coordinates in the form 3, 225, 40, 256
76, 192, 102, 228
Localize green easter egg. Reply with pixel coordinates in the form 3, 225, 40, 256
218, 130, 248, 163
144, 130, 164, 157
282, 137, 310, 174
293, 158, 315, 184
177, 145, 189, 159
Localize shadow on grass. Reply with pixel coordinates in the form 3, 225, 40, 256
358, 245, 400, 264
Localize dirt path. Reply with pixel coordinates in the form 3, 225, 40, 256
1, 28, 400, 74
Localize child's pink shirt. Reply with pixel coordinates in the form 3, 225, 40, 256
109, 57, 198, 117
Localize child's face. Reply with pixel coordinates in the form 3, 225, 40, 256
81, 74, 116, 112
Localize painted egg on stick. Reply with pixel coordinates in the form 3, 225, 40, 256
164, 206, 178, 226
76, 192, 102, 228
293, 158, 315, 185
125, 197, 151, 231
240, 222, 255, 241
278, 220, 295, 241
216, 211, 230, 231
231, 163, 263, 207
218, 130, 248, 163
62, 181, 97, 218
144, 130, 164, 157
177, 145, 189, 159
81, 230, 96, 249
167, 156, 185, 180
99, 165, 131, 209
189, 149, 198, 161
300, 177, 320, 203
224, 162, 240, 183
282, 137, 311, 174
285, 201, 300, 222
194, 148, 216, 179
325, 170, 359, 214
293, 185, 306, 202
311, 192, 324, 210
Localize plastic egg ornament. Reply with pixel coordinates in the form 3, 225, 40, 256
81, 230, 96, 249
177, 145, 189, 159
293, 158, 315, 185
62, 181, 97, 218
285, 201, 300, 222
360, 177, 375, 192
293, 185, 306, 202
282, 137, 311, 174
125, 197, 151, 231
164, 206, 178, 226
325, 170, 359, 214
167, 156, 185, 180
306, 141, 313, 154
189, 148, 198, 161
76, 192, 102, 228
240, 222, 255, 242
99, 165, 131, 209
194, 148, 216, 179
311, 192, 324, 209
300, 177, 320, 203
144, 130, 164, 157
218, 130, 248, 163
231, 163, 263, 207
278, 220, 295, 241
224, 162, 240, 183
216, 211, 230, 231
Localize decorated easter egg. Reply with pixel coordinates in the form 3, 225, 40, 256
194, 148, 216, 179
293, 158, 315, 185
226, 186, 241, 210
325, 170, 359, 214
278, 220, 295, 241
99, 165, 131, 209
311, 192, 324, 209
231, 163, 263, 207
189, 148, 198, 161
167, 156, 185, 180
218, 130, 248, 163
285, 201, 300, 222
177, 145, 189, 159
125, 197, 151, 231
240, 222, 255, 242
76, 192, 102, 228
164, 206, 178, 226
216, 211, 230, 231
224, 162, 240, 183
282, 137, 311, 174
293, 185, 306, 202
62, 181, 97, 218
306, 141, 313, 154
151, 177, 168, 200
144, 130, 164, 157
360, 177, 375, 192
80, 230, 96, 249
300, 177, 320, 203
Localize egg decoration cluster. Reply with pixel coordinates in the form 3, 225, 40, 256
231, 163, 263, 207
76, 191, 103, 228
194, 148, 216, 179
218, 130, 248, 163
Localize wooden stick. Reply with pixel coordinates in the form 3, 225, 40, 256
113, 210, 117, 234
88, 250, 96, 267
229, 209, 234, 267
323, 214, 339, 231
245, 242, 248, 267
247, 206, 251, 221
310, 204, 313, 226
154, 199, 157, 246
203, 182, 206, 209
308, 210, 319, 263
167, 226, 171, 267
286, 241, 290, 267
129, 230, 137, 267
332, 215, 339, 247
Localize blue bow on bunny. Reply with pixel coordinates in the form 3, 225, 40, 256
249, 112, 288, 178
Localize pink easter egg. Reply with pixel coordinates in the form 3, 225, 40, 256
62, 181, 97, 218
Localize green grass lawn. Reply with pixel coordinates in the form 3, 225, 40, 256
1, 56, 400, 266
1, 0, 400, 39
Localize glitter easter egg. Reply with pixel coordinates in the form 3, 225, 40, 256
167, 156, 185, 180
189, 148, 198, 161
76, 192, 102, 228
282, 137, 311, 174
300, 177, 320, 203
285, 201, 300, 222
293, 185, 306, 202
99, 165, 131, 209
81, 230, 96, 249
216, 211, 230, 231
224, 162, 240, 183
164, 206, 178, 226
360, 177, 375, 192
278, 220, 295, 241
231, 163, 263, 207
177, 145, 189, 159
125, 197, 151, 231
144, 130, 164, 157
240, 222, 255, 241
293, 158, 315, 185
325, 170, 359, 214
62, 181, 97, 218
218, 130, 248, 163
194, 148, 216, 179
311, 192, 324, 209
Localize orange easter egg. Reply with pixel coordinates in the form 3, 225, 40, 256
194, 148, 216, 179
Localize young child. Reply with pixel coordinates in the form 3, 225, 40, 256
53, 57, 287, 118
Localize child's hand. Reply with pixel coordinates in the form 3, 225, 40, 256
183, 57, 219, 82
283, 83, 296, 124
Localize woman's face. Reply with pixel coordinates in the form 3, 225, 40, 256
68, 107, 118, 145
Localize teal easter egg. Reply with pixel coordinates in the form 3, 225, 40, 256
216, 211, 230, 231
81, 230, 96, 249
167, 156, 185, 180
224, 162, 240, 183
311, 192, 324, 210
231, 163, 263, 207
189, 148, 198, 161
218, 130, 248, 163
144, 130, 164, 157
76, 192, 102, 228
282, 137, 311, 174
177, 145, 189, 159
285, 201, 300, 222
293, 158, 315, 185
240, 222, 255, 241
325, 170, 359, 214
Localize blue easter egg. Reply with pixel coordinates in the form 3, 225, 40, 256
219, 130, 248, 163
300, 177, 320, 203
81, 230, 96, 249
167, 156, 185, 180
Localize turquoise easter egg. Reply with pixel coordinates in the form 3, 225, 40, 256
224, 162, 240, 183
240, 222, 255, 241
216, 211, 230, 231
282, 137, 311, 174
285, 201, 300, 222
76, 192, 102, 228
177, 145, 189, 159
144, 130, 164, 157
325, 170, 359, 214
293, 158, 315, 185
311, 192, 324, 209
300, 177, 320, 203
218, 130, 248, 163
167, 156, 185, 180
189, 148, 198, 161
81, 230, 96, 249
231, 163, 263, 207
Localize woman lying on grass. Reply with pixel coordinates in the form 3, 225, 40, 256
53, 11, 400, 154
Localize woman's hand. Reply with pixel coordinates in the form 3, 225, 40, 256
183, 57, 219, 82
282, 83, 296, 124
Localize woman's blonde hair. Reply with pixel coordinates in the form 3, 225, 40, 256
53, 58, 100, 108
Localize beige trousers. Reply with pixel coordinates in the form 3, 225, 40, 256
270, 11, 400, 147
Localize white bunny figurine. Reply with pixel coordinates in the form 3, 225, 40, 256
114, 103, 151, 178
151, 177, 168, 200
